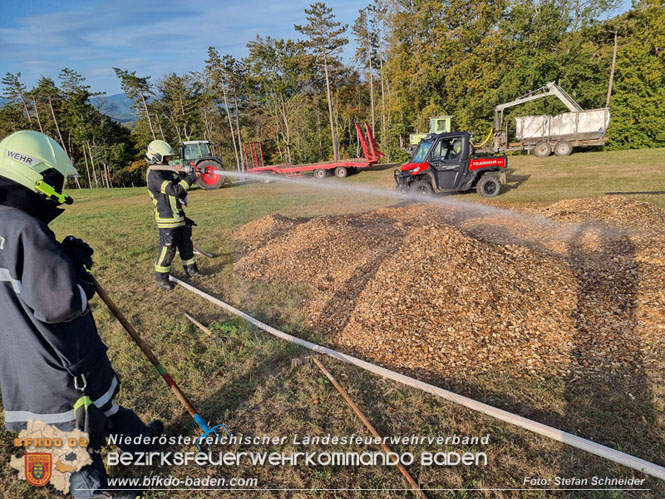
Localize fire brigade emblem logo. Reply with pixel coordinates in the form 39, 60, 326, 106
25, 453, 52, 487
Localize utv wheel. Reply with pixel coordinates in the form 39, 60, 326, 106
476, 174, 501, 198
314, 168, 327, 179
410, 180, 434, 196
334, 167, 348, 178
533, 142, 552, 158
554, 140, 573, 156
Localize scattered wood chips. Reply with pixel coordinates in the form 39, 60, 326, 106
232, 196, 665, 381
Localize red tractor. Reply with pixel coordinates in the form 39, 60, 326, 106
394, 131, 508, 197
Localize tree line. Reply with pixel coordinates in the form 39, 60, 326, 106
1, 0, 663, 188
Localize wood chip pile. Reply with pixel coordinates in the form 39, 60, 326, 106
232, 196, 665, 380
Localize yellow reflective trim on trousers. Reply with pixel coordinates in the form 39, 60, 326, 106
183, 258, 195, 266
155, 246, 171, 272
160, 180, 170, 194
156, 246, 168, 266
74, 396, 93, 411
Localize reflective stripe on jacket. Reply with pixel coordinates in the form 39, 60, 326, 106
147, 168, 194, 229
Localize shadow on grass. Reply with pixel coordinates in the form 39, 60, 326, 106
503, 170, 531, 193
605, 191, 665, 196
558, 227, 661, 484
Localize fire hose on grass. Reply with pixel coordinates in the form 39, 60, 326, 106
93, 276, 230, 451
169, 276, 665, 482
183, 310, 427, 497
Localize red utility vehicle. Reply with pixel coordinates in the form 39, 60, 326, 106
394, 131, 508, 197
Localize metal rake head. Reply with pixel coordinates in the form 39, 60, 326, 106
194, 414, 231, 452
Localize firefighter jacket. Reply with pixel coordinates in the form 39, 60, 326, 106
147, 168, 197, 229
0, 181, 119, 431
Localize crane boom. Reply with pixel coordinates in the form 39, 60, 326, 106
494, 81, 583, 130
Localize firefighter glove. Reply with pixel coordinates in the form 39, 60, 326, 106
74, 396, 108, 452
62, 236, 94, 271
186, 171, 198, 184
77, 269, 96, 301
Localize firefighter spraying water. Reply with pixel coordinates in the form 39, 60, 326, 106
145, 140, 205, 291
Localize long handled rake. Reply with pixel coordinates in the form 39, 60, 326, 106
93, 276, 230, 451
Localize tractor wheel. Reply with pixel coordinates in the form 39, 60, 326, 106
196, 159, 226, 189
314, 168, 327, 179
410, 180, 434, 196
334, 167, 348, 178
533, 142, 552, 158
554, 140, 573, 157
476, 174, 501, 198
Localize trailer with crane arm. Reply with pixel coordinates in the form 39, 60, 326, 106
491, 81, 610, 157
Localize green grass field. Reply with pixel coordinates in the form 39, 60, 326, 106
1, 147, 665, 498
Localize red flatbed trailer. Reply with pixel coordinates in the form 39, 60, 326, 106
245, 122, 383, 180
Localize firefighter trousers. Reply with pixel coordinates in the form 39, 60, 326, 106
154, 226, 195, 278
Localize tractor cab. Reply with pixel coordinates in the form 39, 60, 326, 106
171, 140, 228, 190
179, 140, 213, 162
395, 131, 508, 197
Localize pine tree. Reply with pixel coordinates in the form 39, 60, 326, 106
113, 68, 156, 140
2, 72, 33, 125
352, 7, 376, 133
295, 2, 348, 161
205, 47, 241, 170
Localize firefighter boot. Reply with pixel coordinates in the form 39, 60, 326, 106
155, 272, 175, 291
184, 262, 204, 278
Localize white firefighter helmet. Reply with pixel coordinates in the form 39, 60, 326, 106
0, 130, 77, 205
145, 140, 174, 165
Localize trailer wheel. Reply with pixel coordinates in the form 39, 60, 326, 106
410, 180, 434, 196
196, 159, 227, 189
476, 174, 501, 197
314, 168, 327, 179
534, 142, 552, 158
554, 140, 573, 157
334, 167, 348, 178
261, 174, 274, 184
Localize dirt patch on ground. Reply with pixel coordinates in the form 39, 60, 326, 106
232, 197, 665, 381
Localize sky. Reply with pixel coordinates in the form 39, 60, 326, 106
0, 0, 361, 95
0, 0, 633, 96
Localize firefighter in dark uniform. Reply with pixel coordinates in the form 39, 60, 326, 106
0, 130, 161, 498
145, 140, 203, 291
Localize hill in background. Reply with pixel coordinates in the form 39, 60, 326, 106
91, 93, 136, 123
0, 94, 137, 124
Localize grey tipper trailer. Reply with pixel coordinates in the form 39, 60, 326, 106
491, 82, 610, 157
